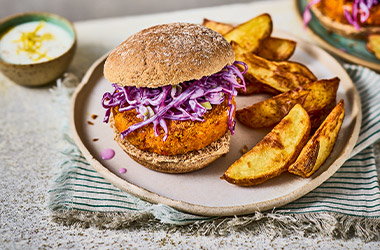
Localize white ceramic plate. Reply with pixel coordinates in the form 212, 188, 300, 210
71, 33, 361, 216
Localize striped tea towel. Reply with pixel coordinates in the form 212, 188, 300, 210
49, 65, 380, 240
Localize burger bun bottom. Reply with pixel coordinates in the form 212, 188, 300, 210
112, 122, 231, 173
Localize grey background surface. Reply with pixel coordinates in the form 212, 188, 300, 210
0, 0, 273, 21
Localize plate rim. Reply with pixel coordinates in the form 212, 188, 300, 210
71, 41, 362, 217
294, 0, 380, 72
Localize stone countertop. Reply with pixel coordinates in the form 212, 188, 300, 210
1, 1, 379, 248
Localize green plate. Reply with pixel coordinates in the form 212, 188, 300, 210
295, 0, 380, 71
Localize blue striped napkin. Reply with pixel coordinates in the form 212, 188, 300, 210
49, 65, 380, 239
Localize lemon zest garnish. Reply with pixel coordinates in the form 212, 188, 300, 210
12, 21, 54, 62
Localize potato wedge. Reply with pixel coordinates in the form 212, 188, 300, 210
233, 44, 317, 93
288, 100, 345, 178
308, 100, 336, 131
222, 104, 311, 186
233, 42, 279, 95
202, 18, 234, 35
237, 89, 309, 127
302, 77, 339, 114
237, 74, 281, 95
202, 18, 296, 61
256, 37, 296, 61
224, 13, 272, 52
236, 78, 339, 129
367, 34, 380, 59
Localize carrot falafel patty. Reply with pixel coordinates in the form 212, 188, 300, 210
112, 100, 232, 156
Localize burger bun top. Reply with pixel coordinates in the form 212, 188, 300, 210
103, 23, 235, 88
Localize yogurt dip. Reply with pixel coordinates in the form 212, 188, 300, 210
0, 21, 74, 64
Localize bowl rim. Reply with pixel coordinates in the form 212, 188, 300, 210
0, 11, 77, 67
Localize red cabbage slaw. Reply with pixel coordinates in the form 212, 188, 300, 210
102, 61, 247, 141
303, 0, 379, 29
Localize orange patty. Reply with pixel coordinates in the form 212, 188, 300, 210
317, 0, 380, 26
112, 99, 233, 156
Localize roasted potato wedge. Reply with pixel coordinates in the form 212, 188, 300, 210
233, 44, 317, 93
237, 89, 309, 127
203, 17, 296, 62
256, 37, 296, 61
235, 61, 280, 95
308, 100, 336, 131
288, 100, 345, 178
238, 74, 281, 95
233, 38, 301, 95
222, 104, 311, 186
302, 77, 339, 114
367, 34, 380, 59
202, 18, 234, 35
236, 78, 339, 129
224, 13, 272, 52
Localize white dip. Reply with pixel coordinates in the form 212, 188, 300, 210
0, 21, 74, 64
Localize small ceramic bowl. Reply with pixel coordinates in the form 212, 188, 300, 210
0, 12, 77, 86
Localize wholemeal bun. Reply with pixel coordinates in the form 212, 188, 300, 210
113, 126, 231, 173
311, 5, 380, 39
103, 23, 235, 88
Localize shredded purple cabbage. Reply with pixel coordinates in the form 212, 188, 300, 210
303, 0, 379, 29
102, 61, 247, 141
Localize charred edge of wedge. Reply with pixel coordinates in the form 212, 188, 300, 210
288, 100, 345, 178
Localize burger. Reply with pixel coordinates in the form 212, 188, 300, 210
101, 23, 246, 173
304, 0, 380, 38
